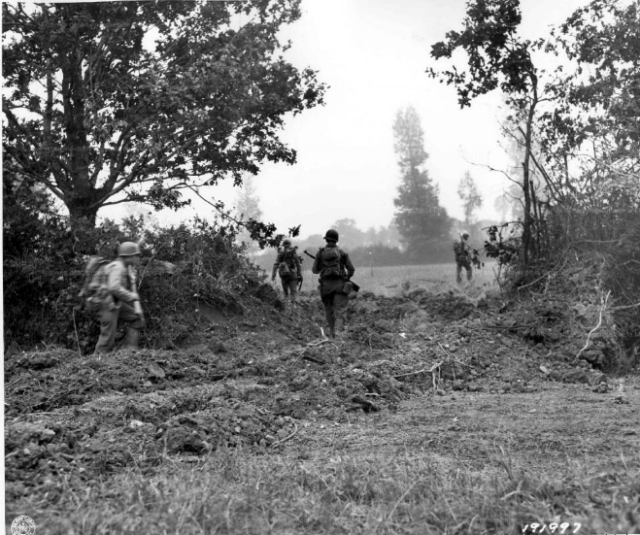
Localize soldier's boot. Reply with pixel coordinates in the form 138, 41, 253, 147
126, 327, 140, 351
335, 315, 344, 336
327, 308, 336, 338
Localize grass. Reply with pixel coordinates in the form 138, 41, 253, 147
7, 262, 639, 534
296, 262, 499, 296
15, 385, 640, 535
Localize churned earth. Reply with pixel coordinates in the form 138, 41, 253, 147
4, 284, 640, 534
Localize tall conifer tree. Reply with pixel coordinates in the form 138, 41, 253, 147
392, 106, 451, 261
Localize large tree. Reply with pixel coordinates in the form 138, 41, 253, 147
538, 0, 640, 207
2, 1, 325, 245
392, 106, 451, 262
429, 0, 540, 264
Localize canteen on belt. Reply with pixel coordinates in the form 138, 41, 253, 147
343, 281, 354, 295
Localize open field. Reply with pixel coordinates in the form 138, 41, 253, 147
5, 263, 639, 534
297, 261, 499, 296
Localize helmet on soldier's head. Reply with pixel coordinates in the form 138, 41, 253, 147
282, 239, 292, 247
461, 231, 470, 239
118, 241, 141, 257
324, 229, 339, 242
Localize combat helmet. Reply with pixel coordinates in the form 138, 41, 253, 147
460, 231, 470, 239
282, 239, 292, 247
324, 229, 339, 242
118, 241, 141, 257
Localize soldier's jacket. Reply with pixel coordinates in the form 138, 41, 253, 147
312, 243, 355, 280
105, 258, 139, 305
272, 247, 302, 279
455, 239, 472, 264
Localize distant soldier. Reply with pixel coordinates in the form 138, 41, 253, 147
93, 242, 145, 355
454, 231, 473, 284
272, 239, 302, 307
312, 229, 356, 338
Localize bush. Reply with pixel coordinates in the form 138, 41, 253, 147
3, 208, 273, 351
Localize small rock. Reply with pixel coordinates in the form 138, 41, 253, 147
561, 369, 591, 384
452, 379, 465, 391
147, 363, 165, 380
588, 372, 607, 386
582, 349, 603, 364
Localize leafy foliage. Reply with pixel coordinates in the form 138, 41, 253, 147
541, 0, 640, 166
428, 0, 535, 108
429, 0, 541, 266
3, 205, 278, 350
2, 1, 325, 235
484, 223, 521, 266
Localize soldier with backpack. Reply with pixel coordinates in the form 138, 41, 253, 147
272, 239, 302, 307
454, 231, 473, 285
82, 241, 145, 355
311, 229, 356, 338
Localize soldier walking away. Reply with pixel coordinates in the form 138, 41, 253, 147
272, 239, 302, 308
93, 242, 145, 355
312, 229, 355, 338
454, 231, 473, 285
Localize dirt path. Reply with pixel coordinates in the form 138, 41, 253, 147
5, 289, 639, 534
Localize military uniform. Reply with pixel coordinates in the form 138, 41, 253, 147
312, 231, 355, 338
94, 247, 144, 355
455, 236, 473, 284
272, 242, 302, 306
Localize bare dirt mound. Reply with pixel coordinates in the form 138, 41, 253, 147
4, 285, 630, 507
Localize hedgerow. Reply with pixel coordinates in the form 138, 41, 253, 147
3, 202, 275, 352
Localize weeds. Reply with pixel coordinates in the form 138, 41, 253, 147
23, 432, 639, 535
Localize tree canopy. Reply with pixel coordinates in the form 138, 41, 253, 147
2, 0, 325, 241
392, 106, 451, 262
429, 0, 540, 262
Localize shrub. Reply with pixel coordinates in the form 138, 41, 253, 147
3, 207, 273, 351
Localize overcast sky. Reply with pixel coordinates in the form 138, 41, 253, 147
101, 0, 592, 239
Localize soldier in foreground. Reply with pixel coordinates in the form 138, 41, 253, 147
454, 230, 473, 284
311, 229, 355, 338
92, 242, 145, 355
272, 238, 302, 308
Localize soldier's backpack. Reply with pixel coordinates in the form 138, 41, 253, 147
453, 240, 464, 256
278, 249, 298, 279
79, 256, 110, 313
319, 246, 344, 279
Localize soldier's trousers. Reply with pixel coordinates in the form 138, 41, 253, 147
319, 278, 349, 337
94, 301, 145, 355
456, 260, 473, 284
280, 275, 299, 302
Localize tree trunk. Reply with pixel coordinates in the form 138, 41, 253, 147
68, 201, 99, 254
521, 76, 539, 267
